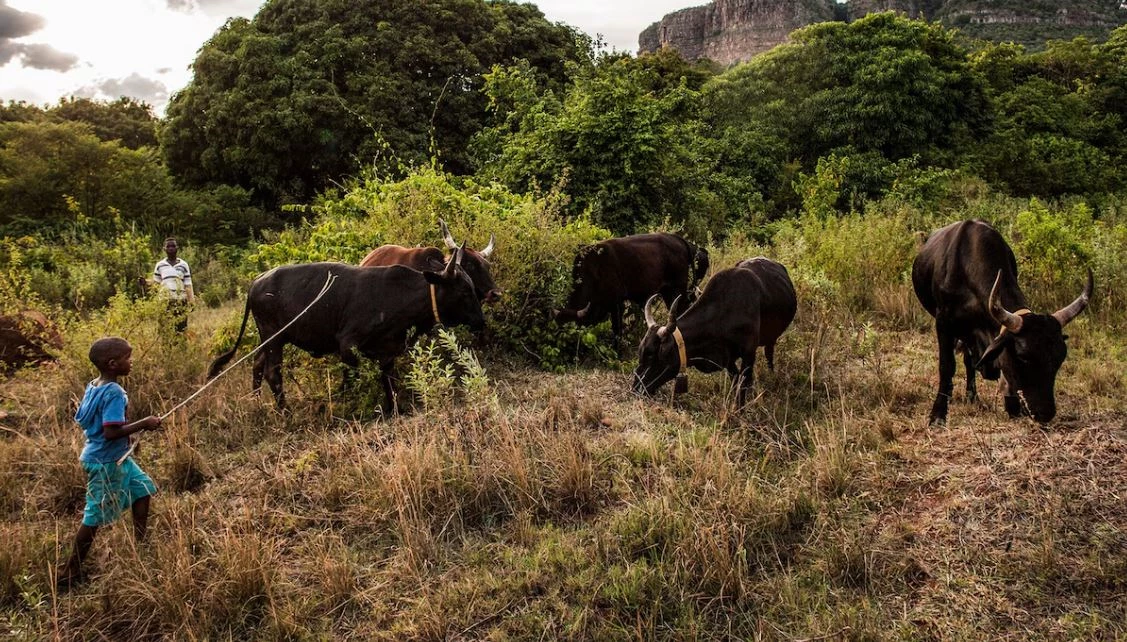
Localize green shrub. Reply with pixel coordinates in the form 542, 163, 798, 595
250, 167, 613, 370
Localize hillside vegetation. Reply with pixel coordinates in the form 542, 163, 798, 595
1, 168, 1125, 640
1, 4, 1126, 640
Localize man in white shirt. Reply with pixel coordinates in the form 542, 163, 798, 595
151, 237, 194, 333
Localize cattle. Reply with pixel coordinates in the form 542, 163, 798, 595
554, 233, 710, 344
0, 309, 62, 374
632, 257, 797, 406
208, 248, 484, 411
359, 219, 500, 304
911, 219, 1092, 425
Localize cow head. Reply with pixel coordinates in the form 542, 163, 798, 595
632, 295, 687, 396
976, 269, 1092, 423
440, 219, 501, 304
424, 244, 486, 332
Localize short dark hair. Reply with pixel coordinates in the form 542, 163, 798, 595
163, 237, 178, 246
88, 337, 131, 370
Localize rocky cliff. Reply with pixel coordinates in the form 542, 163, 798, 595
639, 0, 1127, 64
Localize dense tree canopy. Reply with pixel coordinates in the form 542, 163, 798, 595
161, 0, 585, 211
473, 49, 720, 236
0, 97, 157, 149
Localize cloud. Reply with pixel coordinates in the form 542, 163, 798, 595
14, 42, 78, 70
0, 0, 45, 39
76, 72, 169, 106
0, 0, 79, 71
166, 0, 261, 18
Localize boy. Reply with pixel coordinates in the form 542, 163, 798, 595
58, 337, 161, 588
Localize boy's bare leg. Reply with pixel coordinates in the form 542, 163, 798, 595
59, 525, 97, 586
131, 496, 150, 542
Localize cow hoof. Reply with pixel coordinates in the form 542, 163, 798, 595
927, 416, 947, 428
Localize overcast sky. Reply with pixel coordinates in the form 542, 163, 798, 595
0, 0, 697, 115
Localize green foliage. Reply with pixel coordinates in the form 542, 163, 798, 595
702, 12, 988, 218
251, 166, 612, 369
160, 0, 585, 210
404, 329, 491, 412
473, 49, 721, 237
0, 97, 157, 149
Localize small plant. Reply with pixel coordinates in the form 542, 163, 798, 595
404, 329, 491, 412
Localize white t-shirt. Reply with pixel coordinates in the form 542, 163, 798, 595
153, 258, 192, 301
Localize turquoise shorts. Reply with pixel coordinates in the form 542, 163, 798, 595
81, 458, 157, 527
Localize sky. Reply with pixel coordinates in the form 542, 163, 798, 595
0, 0, 697, 115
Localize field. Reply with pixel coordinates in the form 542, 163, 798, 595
2, 271, 1124, 640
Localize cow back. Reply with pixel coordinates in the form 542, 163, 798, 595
912, 220, 1027, 327
360, 245, 445, 272
574, 233, 696, 306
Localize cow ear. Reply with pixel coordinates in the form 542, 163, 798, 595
423, 270, 444, 285
976, 333, 1011, 370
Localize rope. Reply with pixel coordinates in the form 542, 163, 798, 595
116, 271, 338, 465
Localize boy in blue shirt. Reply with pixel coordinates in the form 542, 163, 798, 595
58, 337, 161, 588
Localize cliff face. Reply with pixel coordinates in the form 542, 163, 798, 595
640, 0, 1127, 64
638, 0, 838, 65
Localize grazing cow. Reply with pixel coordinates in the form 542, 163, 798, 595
359, 219, 500, 303
0, 310, 62, 374
911, 219, 1092, 425
633, 257, 797, 406
554, 233, 710, 344
208, 248, 484, 411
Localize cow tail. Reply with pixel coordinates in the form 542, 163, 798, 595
207, 295, 252, 379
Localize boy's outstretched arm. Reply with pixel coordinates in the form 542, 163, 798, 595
102, 415, 161, 440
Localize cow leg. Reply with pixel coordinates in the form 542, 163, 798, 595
928, 326, 956, 425
963, 349, 978, 403
337, 344, 360, 396
765, 341, 777, 371
611, 301, 625, 347
734, 352, 757, 407
252, 349, 267, 396
261, 343, 286, 409
379, 358, 400, 415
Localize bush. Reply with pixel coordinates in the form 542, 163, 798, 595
250, 167, 613, 370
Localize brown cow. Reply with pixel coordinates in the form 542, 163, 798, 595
360, 220, 500, 303
0, 309, 62, 374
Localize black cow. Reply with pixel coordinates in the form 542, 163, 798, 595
911, 220, 1092, 425
208, 248, 484, 411
633, 257, 797, 406
360, 219, 500, 303
554, 232, 709, 344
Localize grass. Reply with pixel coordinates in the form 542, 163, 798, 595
0, 282, 1125, 641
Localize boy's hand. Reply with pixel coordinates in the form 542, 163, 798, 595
143, 415, 163, 431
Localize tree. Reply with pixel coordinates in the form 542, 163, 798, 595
970, 37, 1124, 196
160, 0, 584, 211
50, 97, 158, 150
472, 49, 722, 237
700, 12, 989, 212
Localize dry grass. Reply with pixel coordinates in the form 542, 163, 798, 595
1, 286, 1125, 640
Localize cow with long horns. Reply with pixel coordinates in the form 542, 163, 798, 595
912, 219, 1092, 425
360, 219, 500, 304
208, 246, 484, 412
633, 257, 797, 406
555, 233, 709, 345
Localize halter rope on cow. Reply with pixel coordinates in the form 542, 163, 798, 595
116, 271, 338, 466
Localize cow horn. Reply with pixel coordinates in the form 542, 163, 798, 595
576, 301, 592, 320
477, 232, 495, 257
455, 240, 466, 266
988, 270, 1024, 333
667, 295, 686, 324
644, 294, 660, 329
439, 219, 459, 250
1052, 268, 1093, 328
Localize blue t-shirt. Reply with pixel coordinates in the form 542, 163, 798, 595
75, 380, 130, 464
